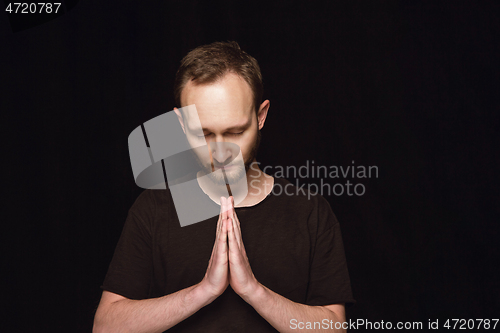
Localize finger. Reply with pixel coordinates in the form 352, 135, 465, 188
213, 197, 224, 253
212, 197, 228, 261
229, 197, 239, 227
218, 196, 224, 228
217, 218, 228, 261
218, 201, 223, 234
222, 197, 228, 221
214, 198, 227, 248
209, 224, 221, 266
212, 197, 225, 256
213, 218, 228, 266
229, 208, 242, 249
230, 197, 244, 249
227, 217, 243, 263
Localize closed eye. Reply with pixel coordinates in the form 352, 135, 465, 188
198, 133, 214, 138
197, 132, 243, 138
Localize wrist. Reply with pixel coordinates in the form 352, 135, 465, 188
193, 281, 218, 307
240, 280, 266, 305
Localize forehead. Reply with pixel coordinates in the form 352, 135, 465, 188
181, 73, 254, 129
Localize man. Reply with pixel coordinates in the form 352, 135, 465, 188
94, 41, 355, 332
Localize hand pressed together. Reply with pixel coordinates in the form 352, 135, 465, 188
225, 196, 260, 299
199, 196, 260, 302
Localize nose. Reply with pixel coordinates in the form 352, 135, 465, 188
210, 141, 233, 165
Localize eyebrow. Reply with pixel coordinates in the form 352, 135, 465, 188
201, 118, 252, 132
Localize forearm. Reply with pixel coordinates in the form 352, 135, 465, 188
93, 283, 213, 333
244, 284, 345, 333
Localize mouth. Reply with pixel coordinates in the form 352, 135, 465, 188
213, 163, 235, 170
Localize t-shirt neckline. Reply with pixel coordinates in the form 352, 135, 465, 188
195, 174, 277, 209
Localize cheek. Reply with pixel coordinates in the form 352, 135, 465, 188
186, 135, 200, 147
196, 150, 209, 162
240, 132, 257, 155
186, 135, 209, 151
186, 137, 209, 161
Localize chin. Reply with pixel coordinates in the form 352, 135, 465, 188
206, 174, 228, 186
226, 166, 247, 184
205, 165, 246, 185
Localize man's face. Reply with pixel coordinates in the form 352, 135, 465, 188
179, 73, 261, 185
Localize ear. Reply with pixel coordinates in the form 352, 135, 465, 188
173, 107, 186, 134
257, 100, 270, 130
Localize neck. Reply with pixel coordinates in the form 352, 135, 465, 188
242, 161, 274, 204
197, 160, 274, 207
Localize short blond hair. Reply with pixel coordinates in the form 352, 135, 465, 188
174, 41, 263, 112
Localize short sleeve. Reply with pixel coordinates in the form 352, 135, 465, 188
101, 190, 155, 300
306, 196, 355, 306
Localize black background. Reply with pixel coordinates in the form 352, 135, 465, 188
2, 0, 499, 331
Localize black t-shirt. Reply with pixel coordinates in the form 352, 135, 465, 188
101, 177, 355, 332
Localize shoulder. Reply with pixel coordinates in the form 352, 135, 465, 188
272, 177, 338, 229
272, 177, 333, 207
128, 187, 175, 222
